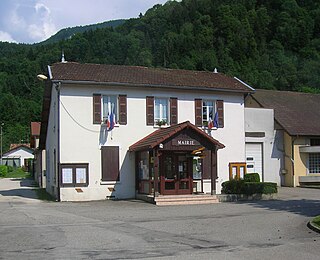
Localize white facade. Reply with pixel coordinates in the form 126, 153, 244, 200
45, 82, 247, 201
2, 146, 34, 167
244, 107, 283, 185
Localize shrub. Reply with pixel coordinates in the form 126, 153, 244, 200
0, 165, 8, 177
7, 166, 14, 172
244, 173, 260, 183
221, 179, 245, 194
222, 180, 277, 195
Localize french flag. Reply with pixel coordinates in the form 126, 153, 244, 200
213, 111, 219, 128
107, 112, 115, 131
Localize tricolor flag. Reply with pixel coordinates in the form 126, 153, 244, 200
106, 112, 115, 131
213, 111, 219, 128
208, 117, 214, 129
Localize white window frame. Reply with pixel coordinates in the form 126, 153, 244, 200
102, 95, 118, 123
154, 98, 169, 125
202, 100, 215, 126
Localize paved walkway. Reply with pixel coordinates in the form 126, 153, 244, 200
0, 177, 40, 203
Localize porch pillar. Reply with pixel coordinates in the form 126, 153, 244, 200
210, 148, 217, 195
153, 149, 160, 197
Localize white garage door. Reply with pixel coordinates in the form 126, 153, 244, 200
245, 143, 263, 181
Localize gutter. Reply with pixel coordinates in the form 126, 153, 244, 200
55, 82, 61, 201
51, 80, 253, 94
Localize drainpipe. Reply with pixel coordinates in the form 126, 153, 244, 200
56, 82, 61, 201
291, 136, 297, 187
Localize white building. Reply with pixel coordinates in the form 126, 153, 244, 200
39, 62, 254, 202
1, 144, 34, 168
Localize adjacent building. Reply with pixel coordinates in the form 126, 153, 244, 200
246, 89, 320, 187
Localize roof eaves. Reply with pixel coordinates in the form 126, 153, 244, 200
52, 80, 252, 93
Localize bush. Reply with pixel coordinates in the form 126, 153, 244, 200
244, 173, 260, 182
222, 180, 277, 195
221, 179, 245, 194
7, 166, 14, 172
0, 165, 8, 177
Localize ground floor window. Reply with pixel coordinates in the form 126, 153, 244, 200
309, 153, 320, 174
60, 163, 89, 187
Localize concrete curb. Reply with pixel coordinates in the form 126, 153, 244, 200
307, 221, 320, 234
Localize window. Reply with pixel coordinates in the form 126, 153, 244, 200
195, 99, 224, 128
202, 100, 214, 126
155, 98, 169, 125
102, 95, 117, 123
60, 163, 89, 187
93, 94, 127, 125
311, 139, 320, 146
146, 97, 177, 126
229, 162, 246, 180
101, 146, 120, 181
309, 153, 320, 174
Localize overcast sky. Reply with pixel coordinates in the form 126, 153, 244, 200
0, 0, 169, 44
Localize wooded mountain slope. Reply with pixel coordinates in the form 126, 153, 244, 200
0, 0, 320, 150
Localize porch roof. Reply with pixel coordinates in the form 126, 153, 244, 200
129, 121, 225, 152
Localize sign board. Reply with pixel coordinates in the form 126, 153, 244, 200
172, 138, 200, 146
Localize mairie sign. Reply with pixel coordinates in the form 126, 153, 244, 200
172, 138, 200, 146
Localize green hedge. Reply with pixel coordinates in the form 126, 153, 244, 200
244, 173, 260, 183
0, 165, 8, 177
222, 180, 277, 195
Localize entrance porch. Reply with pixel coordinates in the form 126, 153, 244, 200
129, 121, 225, 203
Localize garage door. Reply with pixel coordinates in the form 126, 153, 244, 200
245, 143, 263, 181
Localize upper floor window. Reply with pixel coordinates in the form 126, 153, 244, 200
202, 100, 215, 126
102, 95, 117, 123
93, 94, 127, 125
154, 98, 169, 125
195, 99, 224, 128
311, 139, 320, 146
146, 96, 177, 126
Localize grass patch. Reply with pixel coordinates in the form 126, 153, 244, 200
5, 168, 31, 179
35, 188, 56, 201
311, 215, 320, 228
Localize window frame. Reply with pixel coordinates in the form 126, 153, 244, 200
154, 97, 170, 126
202, 100, 215, 126
102, 94, 118, 124
60, 163, 89, 187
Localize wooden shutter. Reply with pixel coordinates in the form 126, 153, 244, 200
118, 95, 127, 125
195, 99, 202, 127
93, 94, 101, 124
170, 97, 178, 125
216, 100, 224, 128
146, 96, 154, 125
101, 146, 120, 181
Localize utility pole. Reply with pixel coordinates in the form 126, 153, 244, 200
0, 123, 3, 165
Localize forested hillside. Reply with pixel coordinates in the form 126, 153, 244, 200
0, 0, 320, 151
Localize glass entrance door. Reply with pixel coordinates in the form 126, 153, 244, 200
161, 153, 192, 195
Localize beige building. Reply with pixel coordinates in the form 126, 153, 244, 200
246, 89, 320, 187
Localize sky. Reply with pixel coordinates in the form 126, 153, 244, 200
0, 0, 169, 44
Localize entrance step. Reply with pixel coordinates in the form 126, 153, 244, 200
136, 194, 219, 206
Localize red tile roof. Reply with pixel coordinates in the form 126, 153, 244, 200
49, 62, 253, 93
129, 121, 225, 151
250, 89, 320, 136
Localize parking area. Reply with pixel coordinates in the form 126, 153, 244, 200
0, 178, 319, 259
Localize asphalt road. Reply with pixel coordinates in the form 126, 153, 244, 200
0, 178, 319, 260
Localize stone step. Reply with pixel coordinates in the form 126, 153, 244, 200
154, 195, 219, 206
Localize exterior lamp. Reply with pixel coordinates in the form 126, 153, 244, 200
37, 74, 48, 81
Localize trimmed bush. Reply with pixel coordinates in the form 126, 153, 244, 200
222, 180, 277, 195
0, 165, 8, 177
221, 179, 245, 194
244, 173, 260, 183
